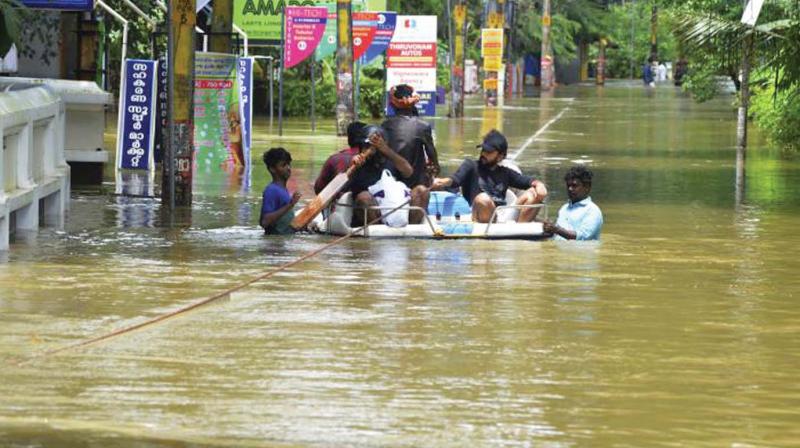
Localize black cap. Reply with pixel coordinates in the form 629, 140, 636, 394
392, 84, 414, 99
362, 125, 384, 143
477, 129, 508, 154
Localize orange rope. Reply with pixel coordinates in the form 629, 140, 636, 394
12, 201, 410, 366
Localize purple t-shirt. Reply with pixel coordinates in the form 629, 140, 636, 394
261, 183, 293, 234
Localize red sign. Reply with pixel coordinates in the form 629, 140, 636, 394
386, 42, 436, 69
353, 12, 378, 61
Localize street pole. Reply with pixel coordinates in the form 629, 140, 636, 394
596, 38, 606, 85
279, 15, 284, 136
446, 0, 454, 117
735, 34, 753, 204
650, 5, 658, 60
452, 0, 466, 117
540, 0, 554, 90
335, 0, 354, 136
164, 0, 195, 209
210, 0, 232, 53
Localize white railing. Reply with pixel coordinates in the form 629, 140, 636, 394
0, 86, 70, 250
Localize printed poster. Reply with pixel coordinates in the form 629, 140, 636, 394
194, 53, 246, 172
361, 11, 396, 65
386, 15, 437, 116
353, 12, 378, 62
117, 59, 157, 171
284, 6, 327, 69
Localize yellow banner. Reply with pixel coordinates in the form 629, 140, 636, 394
483, 56, 501, 72
483, 78, 498, 90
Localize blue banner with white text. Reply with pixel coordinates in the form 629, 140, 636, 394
21, 0, 93, 10
117, 59, 157, 171
237, 57, 253, 174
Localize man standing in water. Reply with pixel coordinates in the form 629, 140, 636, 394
543, 166, 603, 240
260, 147, 301, 235
381, 84, 440, 224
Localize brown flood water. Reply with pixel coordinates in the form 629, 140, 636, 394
1, 82, 799, 447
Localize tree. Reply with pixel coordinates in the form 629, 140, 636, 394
0, 0, 26, 55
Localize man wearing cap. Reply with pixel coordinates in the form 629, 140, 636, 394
381, 84, 440, 224
432, 129, 548, 223
347, 125, 413, 226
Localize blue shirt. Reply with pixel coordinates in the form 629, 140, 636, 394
260, 183, 294, 234
554, 196, 603, 241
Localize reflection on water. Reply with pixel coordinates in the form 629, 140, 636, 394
1, 83, 800, 446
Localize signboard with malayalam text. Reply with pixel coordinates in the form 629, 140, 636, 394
117, 59, 157, 171
386, 15, 437, 116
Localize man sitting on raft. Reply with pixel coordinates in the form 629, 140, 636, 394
432, 129, 548, 223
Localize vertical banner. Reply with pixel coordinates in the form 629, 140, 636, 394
116, 59, 157, 171
386, 15, 437, 116
315, 2, 337, 61
237, 57, 254, 172
481, 28, 503, 71
284, 6, 328, 69
154, 55, 168, 163
352, 12, 378, 62
194, 53, 243, 171
361, 11, 396, 65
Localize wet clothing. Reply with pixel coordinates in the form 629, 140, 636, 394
450, 159, 535, 206
347, 155, 398, 196
314, 146, 360, 194
554, 196, 603, 241
381, 114, 437, 188
260, 183, 295, 235
643, 63, 654, 85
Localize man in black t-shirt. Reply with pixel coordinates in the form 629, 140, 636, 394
348, 125, 413, 226
432, 129, 548, 223
381, 84, 440, 224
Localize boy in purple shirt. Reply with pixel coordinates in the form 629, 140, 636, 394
260, 147, 301, 235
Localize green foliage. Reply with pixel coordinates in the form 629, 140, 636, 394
280, 59, 385, 119
680, 63, 719, 102
750, 81, 800, 152
598, 2, 678, 78
0, 0, 25, 55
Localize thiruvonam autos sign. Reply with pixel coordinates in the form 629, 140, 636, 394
386, 15, 437, 116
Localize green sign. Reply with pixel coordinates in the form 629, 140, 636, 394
234, 0, 373, 45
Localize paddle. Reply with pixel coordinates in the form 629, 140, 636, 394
291, 147, 375, 230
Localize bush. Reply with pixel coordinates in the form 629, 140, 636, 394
682, 63, 720, 103
750, 83, 800, 152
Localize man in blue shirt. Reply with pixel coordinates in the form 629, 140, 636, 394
260, 147, 301, 235
543, 166, 603, 240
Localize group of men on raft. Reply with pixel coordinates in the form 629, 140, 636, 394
259, 84, 603, 240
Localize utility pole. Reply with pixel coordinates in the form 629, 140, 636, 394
596, 38, 606, 85
451, 0, 467, 117
164, 0, 196, 209
335, 0, 354, 136
650, 5, 658, 60
210, 0, 233, 53
736, 34, 753, 203
540, 0, 554, 90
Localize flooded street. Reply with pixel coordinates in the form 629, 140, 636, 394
1, 82, 799, 446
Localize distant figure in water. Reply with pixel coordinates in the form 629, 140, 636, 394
643, 56, 655, 87
259, 147, 301, 235
543, 166, 603, 240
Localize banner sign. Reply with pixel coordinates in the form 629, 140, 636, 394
117, 59, 157, 170
234, 0, 365, 45
386, 15, 437, 116
21, 0, 93, 10
481, 28, 503, 57
353, 12, 378, 62
154, 55, 168, 163
237, 57, 254, 170
361, 11, 396, 65
284, 7, 327, 69
194, 53, 246, 169
315, 2, 337, 61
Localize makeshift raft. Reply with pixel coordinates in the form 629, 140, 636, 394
313, 191, 549, 240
